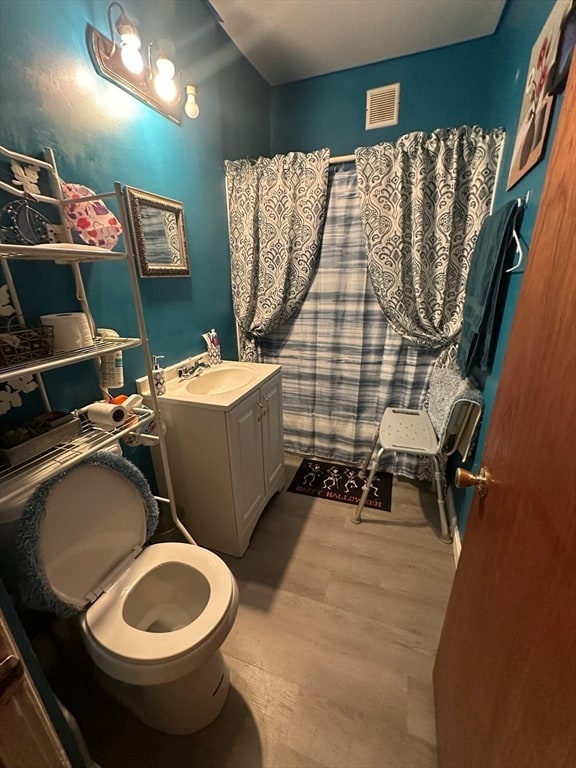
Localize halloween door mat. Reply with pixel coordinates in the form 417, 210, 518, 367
288, 458, 392, 511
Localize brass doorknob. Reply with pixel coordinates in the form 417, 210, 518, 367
455, 467, 492, 497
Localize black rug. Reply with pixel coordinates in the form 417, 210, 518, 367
288, 458, 392, 511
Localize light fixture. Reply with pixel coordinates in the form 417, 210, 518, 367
184, 85, 200, 119
86, 2, 199, 124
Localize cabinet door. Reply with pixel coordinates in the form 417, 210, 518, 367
227, 391, 266, 536
0, 609, 71, 767
260, 374, 284, 495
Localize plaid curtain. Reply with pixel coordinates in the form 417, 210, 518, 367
258, 165, 437, 480
225, 150, 330, 360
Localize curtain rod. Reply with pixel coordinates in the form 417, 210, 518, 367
329, 154, 355, 165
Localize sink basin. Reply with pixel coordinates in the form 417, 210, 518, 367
136, 360, 280, 409
183, 366, 255, 395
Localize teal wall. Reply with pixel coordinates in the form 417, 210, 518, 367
0, 0, 270, 468
0, 0, 269, 403
271, 0, 564, 536
271, 34, 495, 153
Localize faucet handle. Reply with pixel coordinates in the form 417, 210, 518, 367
190, 359, 209, 374
177, 358, 210, 380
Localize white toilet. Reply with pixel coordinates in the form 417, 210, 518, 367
6, 452, 239, 735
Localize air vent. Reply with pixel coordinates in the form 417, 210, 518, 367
365, 83, 400, 130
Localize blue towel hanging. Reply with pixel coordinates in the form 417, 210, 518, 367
457, 200, 521, 376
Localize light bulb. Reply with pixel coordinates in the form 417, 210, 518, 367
121, 43, 144, 74
116, 15, 141, 49
156, 55, 175, 79
185, 85, 199, 119
154, 75, 178, 103
120, 29, 140, 48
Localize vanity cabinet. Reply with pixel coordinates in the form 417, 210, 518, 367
154, 367, 284, 557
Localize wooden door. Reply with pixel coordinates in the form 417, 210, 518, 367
0, 608, 72, 768
433, 62, 576, 767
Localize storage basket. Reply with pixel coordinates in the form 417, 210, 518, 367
0, 414, 81, 467
0, 316, 54, 369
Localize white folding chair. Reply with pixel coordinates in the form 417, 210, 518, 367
352, 367, 483, 542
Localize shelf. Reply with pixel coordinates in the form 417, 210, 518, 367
0, 145, 183, 540
0, 338, 142, 383
0, 406, 155, 504
0, 243, 127, 263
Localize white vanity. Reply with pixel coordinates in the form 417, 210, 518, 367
137, 360, 284, 557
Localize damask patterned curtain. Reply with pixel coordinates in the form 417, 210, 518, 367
225, 149, 330, 360
355, 126, 504, 350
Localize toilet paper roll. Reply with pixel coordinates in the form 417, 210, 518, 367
40, 313, 93, 352
85, 402, 127, 428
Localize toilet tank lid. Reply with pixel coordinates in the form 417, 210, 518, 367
17, 452, 159, 616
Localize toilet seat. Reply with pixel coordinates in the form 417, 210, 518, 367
82, 542, 236, 664
17, 452, 159, 617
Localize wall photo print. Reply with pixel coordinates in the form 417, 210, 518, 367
507, 0, 573, 189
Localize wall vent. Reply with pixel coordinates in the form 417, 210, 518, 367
365, 83, 400, 130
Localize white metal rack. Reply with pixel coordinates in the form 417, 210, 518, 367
0, 337, 142, 383
0, 407, 154, 505
0, 144, 193, 543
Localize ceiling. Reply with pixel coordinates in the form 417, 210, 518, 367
209, 0, 507, 86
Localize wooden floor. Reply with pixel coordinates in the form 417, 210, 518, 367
48, 454, 455, 768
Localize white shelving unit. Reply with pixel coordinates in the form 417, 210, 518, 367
0, 145, 191, 541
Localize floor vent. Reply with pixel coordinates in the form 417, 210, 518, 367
365, 83, 400, 130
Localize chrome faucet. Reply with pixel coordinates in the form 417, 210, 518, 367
178, 359, 210, 380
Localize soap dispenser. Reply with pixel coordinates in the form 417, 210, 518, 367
152, 355, 166, 396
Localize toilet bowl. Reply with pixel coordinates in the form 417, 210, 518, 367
6, 451, 239, 735
80, 542, 239, 734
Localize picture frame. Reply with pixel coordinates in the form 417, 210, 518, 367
548, 4, 576, 94
124, 186, 190, 278
506, 0, 572, 190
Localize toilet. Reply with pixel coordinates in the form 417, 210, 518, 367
4, 451, 239, 735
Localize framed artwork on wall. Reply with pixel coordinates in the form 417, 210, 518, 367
549, 3, 576, 94
507, 0, 573, 190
